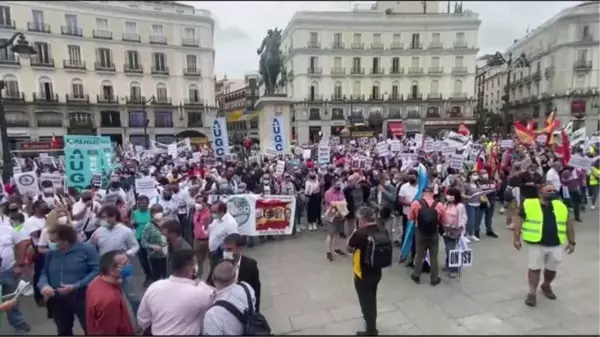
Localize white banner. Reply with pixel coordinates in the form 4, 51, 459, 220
224, 194, 296, 236
211, 117, 230, 157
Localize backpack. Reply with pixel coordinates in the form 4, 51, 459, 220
212, 283, 273, 336
417, 200, 440, 236
363, 228, 393, 269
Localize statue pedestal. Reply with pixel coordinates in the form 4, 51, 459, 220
255, 96, 294, 154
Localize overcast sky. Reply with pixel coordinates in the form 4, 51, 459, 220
181, 1, 582, 78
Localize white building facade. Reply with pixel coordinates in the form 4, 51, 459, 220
281, 1, 481, 143
0, 0, 216, 150
477, 1, 599, 135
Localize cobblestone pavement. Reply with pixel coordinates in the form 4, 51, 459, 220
2, 211, 599, 335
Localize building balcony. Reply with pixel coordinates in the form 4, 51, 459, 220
450, 92, 468, 100
308, 112, 321, 120
370, 42, 384, 50
389, 67, 404, 75
453, 41, 468, 48
370, 67, 384, 75
307, 67, 322, 75
307, 41, 321, 49
95, 62, 116, 72
408, 67, 424, 75
350, 67, 365, 75
97, 95, 119, 104
185, 98, 205, 106
452, 66, 468, 74
350, 94, 365, 101
573, 60, 592, 71
122, 33, 141, 43
0, 20, 15, 30
428, 66, 444, 75
61, 26, 83, 37
151, 67, 169, 75
428, 41, 443, 49
126, 96, 146, 105
93, 30, 112, 40
330, 94, 345, 102
187, 113, 204, 127
6, 119, 29, 127
390, 42, 404, 50
149, 35, 167, 45
331, 67, 346, 76
30, 57, 54, 68
182, 38, 199, 47
331, 42, 345, 49
388, 93, 403, 102
27, 22, 51, 33
69, 115, 94, 128
307, 95, 324, 102
66, 94, 90, 104
3, 91, 25, 103
406, 93, 423, 101
151, 97, 172, 105
33, 93, 59, 103
369, 94, 384, 101
531, 69, 542, 81
183, 68, 201, 76
37, 119, 62, 127
0, 55, 20, 66
351, 42, 364, 50
544, 66, 555, 78
410, 42, 423, 50
63, 59, 86, 70
427, 93, 443, 100
124, 64, 143, 74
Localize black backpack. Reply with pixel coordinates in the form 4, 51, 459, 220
213, 283, 273, 336
363, 228, 393, 269
417, 200, 440, 236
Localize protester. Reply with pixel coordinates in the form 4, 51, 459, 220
441, 187, 467, 278
131, 195, 153, 286
142, 204, 169, 282
207, 201, 238, 265
193, 194, 211, 278
323, 178, 348, 261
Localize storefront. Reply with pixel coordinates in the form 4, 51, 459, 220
404, 119, 422, 136
386, 121, 405, 138
423, 119, 476, 136
330, 125, 345, 136
348, 125, 374, 138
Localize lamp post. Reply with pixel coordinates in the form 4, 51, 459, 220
0, 33, 37, 183
141, 95, 157, 148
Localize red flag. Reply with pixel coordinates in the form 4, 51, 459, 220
457, 124, 470, 136
51, 135, 61, 149
487, 144, 499, 177
473, 150, 486, 172
514, 121, 535, 145
555, 130, 571, 167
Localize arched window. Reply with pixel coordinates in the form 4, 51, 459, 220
410, 80, 419, 99
99, 80, 114, 101
130, 81, 141, 101
156, 82, 168, 102
453, 79, 463, 94
38, 76, 54, 100
71, 78, 84, 98
309, 81, 319, 100
352, 81, 361, 97
2, 75, 19, 98
334, 81, 343, 99
372, 81, 381, 99
188, 84, 199, 103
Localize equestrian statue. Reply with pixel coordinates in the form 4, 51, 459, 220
257, 28, 286, 96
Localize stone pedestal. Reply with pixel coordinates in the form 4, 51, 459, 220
255, 96, 294, 153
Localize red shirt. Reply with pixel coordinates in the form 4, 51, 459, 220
86, 276, 135, 336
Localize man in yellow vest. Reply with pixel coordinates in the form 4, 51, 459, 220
588, 150, 599, 209
513, 184, 575, 307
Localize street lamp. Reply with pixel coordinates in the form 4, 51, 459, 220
141, 95, 158, 148
0, 33, 37, 183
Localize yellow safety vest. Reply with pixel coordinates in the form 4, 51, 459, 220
589, 166, 599, 186
522, 198, 567, 244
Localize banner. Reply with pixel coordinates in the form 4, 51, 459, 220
150, 138, 192, 154
64, 136, 113, 189
272, 115, 286, 152
224, 194, 296, 236
211, 117, 230, 158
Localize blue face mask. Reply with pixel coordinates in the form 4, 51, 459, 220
48, 242, 58, 250
120, 263, 133, 279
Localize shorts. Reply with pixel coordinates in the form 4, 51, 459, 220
328, 219, 345, 236
527, 244, 563, 271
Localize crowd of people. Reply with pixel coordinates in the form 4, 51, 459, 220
0, 132, 596, 335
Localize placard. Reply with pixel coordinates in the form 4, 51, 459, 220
376, 141, 389, 157
500, 139, 514, 149
390, 139, 401, 152
450, 154, 464, 170
135, 176, 159, 199
448, 249, 473, 268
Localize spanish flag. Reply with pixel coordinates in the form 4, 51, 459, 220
457, 124, 470, 137
514, 121, 535, 145
555, 130, 571, 167
473, 150, 487, 172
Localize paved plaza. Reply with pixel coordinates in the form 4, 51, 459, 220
2, 211, 599, 335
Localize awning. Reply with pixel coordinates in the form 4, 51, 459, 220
388, 122, 405, 136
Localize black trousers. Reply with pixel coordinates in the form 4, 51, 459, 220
32, 252, 45, 304
47, 290, 86, 336
137, 239, 153, 280
210, 247, 223, 268
354, 274, 381, 333
149, 257, 168, 281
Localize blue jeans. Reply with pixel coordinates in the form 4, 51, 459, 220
121, 277, 140, 318
477, 203, 495, 234
465, 205, 480, 236
0, 268, 29, 330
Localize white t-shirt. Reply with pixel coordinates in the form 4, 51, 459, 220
22, 216, 46, 245
545, 168, 561, 191
398, 182, 418, 215
0, 224, 29, 272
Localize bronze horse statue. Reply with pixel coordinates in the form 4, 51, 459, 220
257, 29, 283, 95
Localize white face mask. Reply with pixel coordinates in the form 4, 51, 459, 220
57, 216, 69, 225
43, 188, 54, 194
446, 195, 455, 202
153, 212, 164, 221
222, 251, 235, 260
195, 203, 202, 211
481, 174, 489, 180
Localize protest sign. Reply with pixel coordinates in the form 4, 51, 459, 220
15, 172, 40, 197
390, 139, 401, 152
275, 160, 285, 176
224, 194, 296, 236
448, 249, 473, 268
135, 176, 159, 199
317, 144, 330, 165
64, 136, 113, 189
450, 154, 464, 170
40, 173, 64, 191
569, 155, 595, 171
500, 139, 514, 149
376, 141, 389, 157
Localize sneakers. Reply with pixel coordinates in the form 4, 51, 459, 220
469, 235, 480, 242
591, 205, 596, 210
333, 249, 346, 256
486, 231, 498, 238
326, 252, 333, 262
540, 284, 557, 300
463, 236, 472, 244
499, 207, 506, 214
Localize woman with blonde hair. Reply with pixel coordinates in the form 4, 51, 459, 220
37, 206, 74, 254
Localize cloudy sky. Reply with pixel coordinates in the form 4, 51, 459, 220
181, 1, 582, 78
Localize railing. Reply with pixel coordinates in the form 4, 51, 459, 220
330, 94, 344, 101
450, 93, 468, 100
350, 67, 365, 75
66, 94, 90, 103
370, 67, 384, 75
453, 41, 468, 48
427, 93, 443, 100
0, 55, 19, 65
37, 119, 62, 127
97, 95, 119, 104
30, 57, 54, 68
0, 20, 15, 30
428, 41, 443, 49
182, 38, 199, 47
410, 42, 423, 50
388, 94, 403, 102
370, 42, 384, 50
369, 95, 383, 101
389, 67, 404, 75
307, 67, 322, 75
95, 62, 116, 71
428, 66, 443, 74
183, 68, 201, 76
351, 42, 364, 50
331, 42, 344, 49
33, 93, 59, 103
331, 67, 346, 76
185, 98, 205, 105
150, 35, 167, 45
307, 95, 323, 101
151, 66, 169, 75
573, 60, 592, 70
406, 93, 423, 100
122, 33, 141, 42
27, 22, 51, 33
61, 26, 83, 37
452, 66, 468, 74
126, 96, 146, 104
408, 67, 423, 75
124, 64, 143, 74
152, 97, 172, 105
93, 30, 112, 39
350, 94, 364, 100
63, 59, 86, 70
390, 42, 403, 50
69, 115, 94, 127
307, 41, 321, 49
3, 91, 25, 102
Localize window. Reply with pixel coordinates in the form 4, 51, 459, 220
101, 80, 113, 99
126, 50, 139, 68
186, 55, 197, 71
372, 57, 379, 69
582, 25, 590, 39
373, 33, 381, 43
392, 57, 400, 72
309, 81, 318, 100
34, 42, 51, 63
333, 57, 342, 68
152, 24, 164, 35
2, 75, 18, 97
65, 14, 78, 29
309, 56, 318, 69
353, 81, 361, 95
184, 27, 195, 38
32, 10, 44, 24
71, 78, 84, 98
130, 82, 141, 100
334, 81, 342, 99
575, 74, 585, 88
39, 76, 53, 99
454, 56, 464, 67
353, 33, 362, 43
430, 80, 439, 93
333, 33, 342, 46
577, 49, 588, 62
0, 39, 14, 61
453, 79, 463, 93
96, 48, 112, 67
155, 111, 172, 127
309, 32, 318, 43
496, 90, 500, 103
393, 33, 401, 42
411, 57, 419, 67
129, 112, 146, 128
96, 18, 108, 30
153, 53, 166, 70
490, 92, 494, 103
411, 33, 420, 47
432, 33, 440, 42
391, 83, 399, 99
100, 111, 121, 127
67, 45, 81, 64
0, 6, 11, 26
189, 84, 199, 102
411, 81, 419, 98
125, 21, 136, 33
456, 32, 465, 42
372, 81, 380, 99
352, 57, 361, 69
156, 83, 167, 100
431, 56, 440, 67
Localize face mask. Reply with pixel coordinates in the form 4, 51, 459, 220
334, 185, 341, 191
57, 216, 69, 225
163, 195, 172, 200
263, 180, 270, 185
481, 174, 489, 180
223, 251, 235, 260
153, 212, 164, 221
43, 187, 54, 194
119, 263, 133, 279
212, 214, 220, 220
542, 192, 557, 200
195, 203, 203, 211
100, 220, 110, 228
48, 242, 58, 250
446, 195, 455, 202
471, 176, 479, 181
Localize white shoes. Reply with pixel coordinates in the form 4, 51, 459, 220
591, 205, 596, 210
469, 235, 480, 242
499, 207, 506, 214
308, 224, 317, 231
464, 237, 471, 244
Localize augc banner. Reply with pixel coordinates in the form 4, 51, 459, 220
64, 136, 113, 189
211, 117, 230, 158
223, 194, 296, 236
272, 115, 286, 152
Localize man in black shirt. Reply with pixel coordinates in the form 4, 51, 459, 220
348, 206, 384, 336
